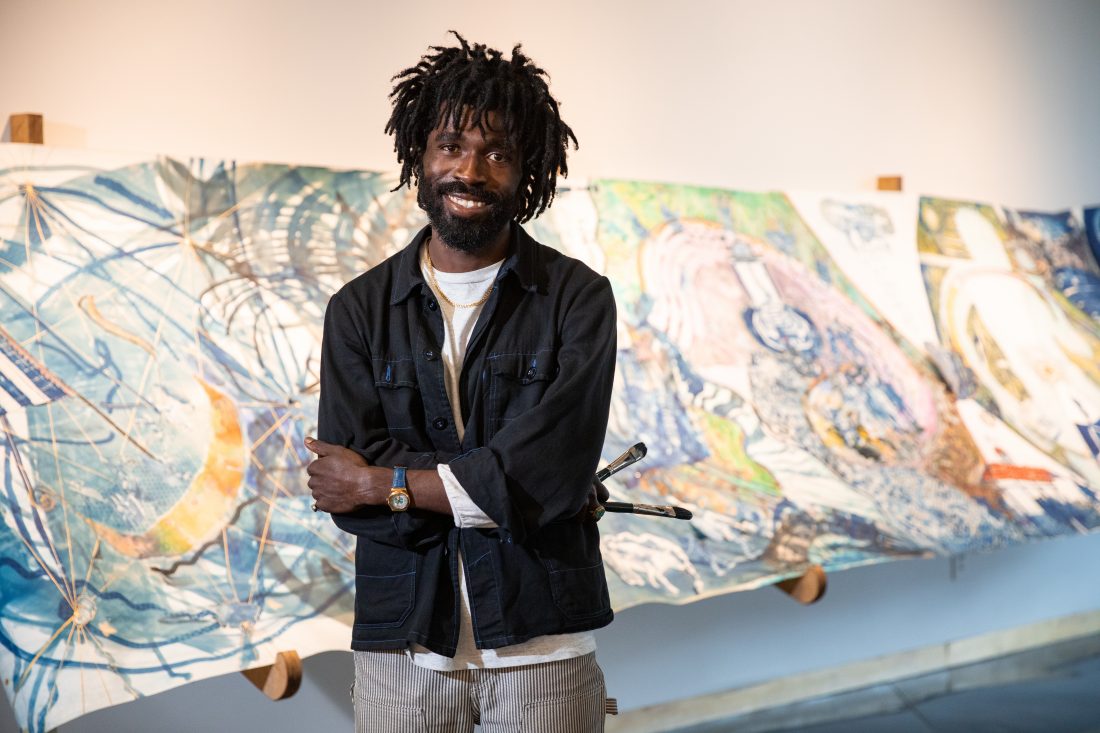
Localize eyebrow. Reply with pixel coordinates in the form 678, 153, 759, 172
435, 129, 517, 151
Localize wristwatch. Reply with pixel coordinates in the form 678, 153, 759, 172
386, 466, 411, 512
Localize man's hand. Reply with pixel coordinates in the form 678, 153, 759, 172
576, 478, 611, 523
305, 437, 381, 513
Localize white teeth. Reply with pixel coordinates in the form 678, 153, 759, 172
447, 195, 487, 210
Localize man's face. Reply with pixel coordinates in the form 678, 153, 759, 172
417, 110, 523, 253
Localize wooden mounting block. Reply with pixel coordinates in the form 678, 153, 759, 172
774, 564, 827, 604
241, 650, 302, 700
877, 175, 903, 191
9, 114, 44, 144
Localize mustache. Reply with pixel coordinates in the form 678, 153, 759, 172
434, 181, 503, 206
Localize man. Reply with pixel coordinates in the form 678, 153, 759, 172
305, 33, 617, 732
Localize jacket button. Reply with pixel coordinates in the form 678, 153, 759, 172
427, 300, 438, 311
432, 417, 448, 430
525, 367, 536, 378
424, 350, 436, 361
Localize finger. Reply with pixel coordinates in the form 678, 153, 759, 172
304, 436, 328, 456
593, 479, 609, 503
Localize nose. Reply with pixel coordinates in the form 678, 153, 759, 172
454, 152, 487, 185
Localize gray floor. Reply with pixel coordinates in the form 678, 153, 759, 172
793, 655, 1100, 733
677, 635, 1100, 733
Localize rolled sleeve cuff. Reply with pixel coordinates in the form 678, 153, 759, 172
438, 464, 498, 529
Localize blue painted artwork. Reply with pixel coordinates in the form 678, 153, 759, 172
1, 146, 1098, 731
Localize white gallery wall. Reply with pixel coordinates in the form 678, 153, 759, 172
1, 0, 1099, 731
3, 0, 1100, 207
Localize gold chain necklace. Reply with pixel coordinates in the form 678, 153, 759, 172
423, 246, 494, 309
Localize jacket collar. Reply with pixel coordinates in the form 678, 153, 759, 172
389, 221, 543, 305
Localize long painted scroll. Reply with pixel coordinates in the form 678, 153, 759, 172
1, 144, 1098, 730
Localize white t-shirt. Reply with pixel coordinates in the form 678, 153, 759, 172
407, 244, 595, 670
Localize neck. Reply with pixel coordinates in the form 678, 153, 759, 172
428, 224, 512, 273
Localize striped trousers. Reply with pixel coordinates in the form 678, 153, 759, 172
352, 650, 606, 732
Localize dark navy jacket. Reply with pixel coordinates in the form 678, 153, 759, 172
318, 223, 617, 655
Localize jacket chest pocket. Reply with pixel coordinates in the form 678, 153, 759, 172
487, 351, 557, 428
372, 357, 423, 436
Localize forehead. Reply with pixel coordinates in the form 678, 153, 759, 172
430, 107, 514, 141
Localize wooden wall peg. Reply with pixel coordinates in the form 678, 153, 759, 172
9, 114, 44, 144
775, 564, 827, 604
241, 650, 302, 700
876, 175, 903, 192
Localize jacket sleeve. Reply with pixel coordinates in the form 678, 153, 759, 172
447, 274, 617, 544
317, 292, 452, 548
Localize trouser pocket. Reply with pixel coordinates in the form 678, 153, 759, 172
522, 688, 606, 732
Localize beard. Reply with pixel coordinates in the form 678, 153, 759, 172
417, 176, 519, 254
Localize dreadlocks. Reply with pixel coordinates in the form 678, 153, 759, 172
386, 31, 577, 223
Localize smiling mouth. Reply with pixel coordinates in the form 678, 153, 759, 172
445, 194, 489, 211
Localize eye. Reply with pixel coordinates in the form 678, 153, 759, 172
487, 152, 510, 163
439, 143, 459, 153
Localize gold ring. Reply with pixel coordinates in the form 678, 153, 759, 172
592, 505, 606, 521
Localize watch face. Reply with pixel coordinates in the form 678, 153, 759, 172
388, 491, 411, 511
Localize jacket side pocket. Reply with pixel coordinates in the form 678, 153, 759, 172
353, 540, 417, 628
